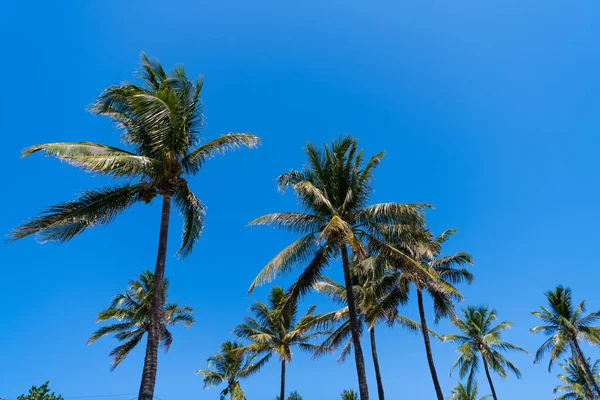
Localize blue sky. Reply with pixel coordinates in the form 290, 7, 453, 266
1, 1, 599, 399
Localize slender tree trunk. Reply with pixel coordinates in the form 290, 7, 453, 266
341, 245, 370, 400
572, 338, 600, 397
369, 326, 385, 400
280, 359, 286, 400
416, 288, 444, 400
139, 194, 172, 400
482, 355, 498, 400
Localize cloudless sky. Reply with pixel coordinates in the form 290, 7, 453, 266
1, 1, 600, 399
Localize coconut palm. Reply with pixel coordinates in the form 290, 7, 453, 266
396, 229, 473, 400
197, 341, 268, 400
531, 286, 600, 397
9, 54, 259, 399
312, 257, 426, 400
276, 391, 303, 400
448, 382, 491, 400
444, 306, 527, 400
87, 271, 194, 370
248, 136, 426, 399
233, 287, 328, 400
341, 390, 359, 400
553, 357, 600, 400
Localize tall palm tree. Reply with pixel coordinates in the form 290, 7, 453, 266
233, 286, 327, 400
248, 136, 426, 399
444, 306, 527, 400
531, 286, 600, 397
87, 271, 194, 370
311, 257, 425, 400
197, 341, 268, 400
448, 382, 491, 400
8, 54, 259, 399
553, 357, 600, 400
397, 229, 473, 400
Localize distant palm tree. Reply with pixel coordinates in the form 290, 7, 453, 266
444, 306, 527, 400
9, 54, 259, 399
196, 341, 268, 400
341, 390, 359, 400
448, 382, 491, 400
276, 391, 303, 400
87, 271, 194, 370
531, 286, 600, 397
248, 136, 426, 400
312, 257, 425, 400
396, 229, 473, 400
553, 357, 600, 400
234, 287, 327, 400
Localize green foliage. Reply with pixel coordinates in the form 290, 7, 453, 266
88, 270, 194, 369
16, 382, 64, 400
311, 258, 425, 361
9, 52, 259, 257
340, 389, 359, 400
554, 357, 600, 400
398, 228, 474, 321
234, 286, 328, 363
531, 286, 600, 371
448, 382, 491, 400
445, 306, 527, 387
197, 341, 269, 400
275, 391, 303, 400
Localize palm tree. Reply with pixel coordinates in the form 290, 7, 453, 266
276, 391, 303, 400
9, 54, 259, 399
197, 341, 268, 400
531, 286, 600, 397
248, 136, 426, 399
554, 357, 600, 400
397, 229, 473, 400
341, 390, 359, 400
233, 287, 327, 400
87, 271, 194, 370
444, 306, 527, 400
312, 257, 425, 400
448, 382, 491, 400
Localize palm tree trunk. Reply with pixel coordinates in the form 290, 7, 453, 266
482, 356, 498, 400
416, 288, 444, 400
341, 245, 370, 400
280, 359, 286, 400
139, 193, 172, 400
369, 326, 385, 400
572, 338, 600, 397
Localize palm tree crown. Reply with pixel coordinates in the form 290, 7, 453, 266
445, 306, 526, 400
88, 271, 194, 369
197, 341, 268, 400
531, 286, 600, 370
9, 53, 259, 253
448, 382, 491, 400
553, 357, 600, 400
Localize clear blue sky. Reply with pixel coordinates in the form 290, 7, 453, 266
1, 1, 599, 399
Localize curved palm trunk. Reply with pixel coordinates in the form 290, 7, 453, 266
482, 356, 498, 400
572, 338, 600, 397
139, 194, 172, 400
280, 359, 286, 400
341, 245, 370, 400
416, 288, 444, 400
369, 326, 385, 400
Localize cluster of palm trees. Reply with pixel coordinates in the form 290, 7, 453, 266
8, 53, 600, 400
